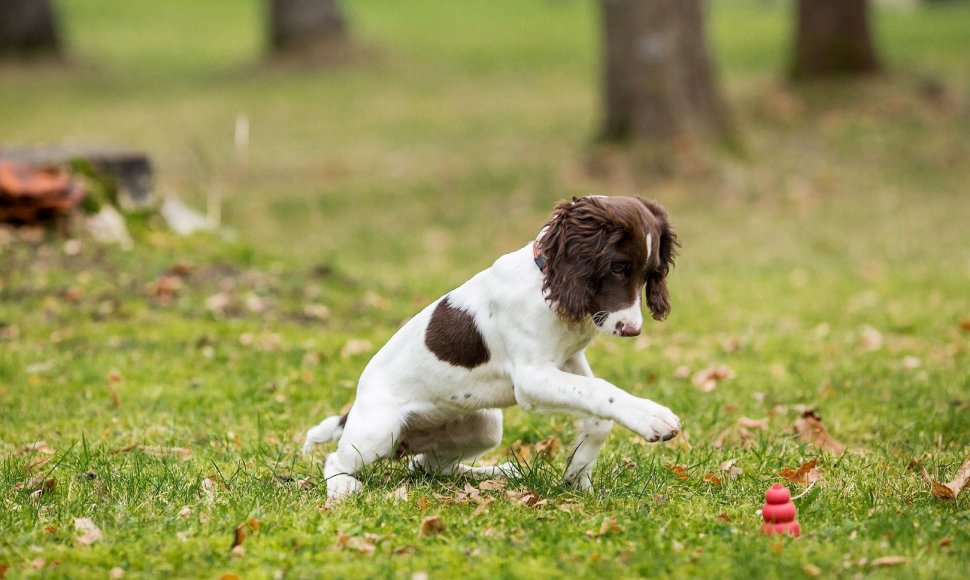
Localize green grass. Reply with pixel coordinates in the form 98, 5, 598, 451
1, 0, 969, 577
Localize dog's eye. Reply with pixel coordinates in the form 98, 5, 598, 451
610, 262, 628, 275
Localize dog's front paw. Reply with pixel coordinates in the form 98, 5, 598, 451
623, 403, 680, 443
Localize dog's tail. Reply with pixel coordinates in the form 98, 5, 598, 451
301, 414, 347, 454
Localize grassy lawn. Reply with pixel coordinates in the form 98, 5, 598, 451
1, 0, 969, 577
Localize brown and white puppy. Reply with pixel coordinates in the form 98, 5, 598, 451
304, 196, 681, 498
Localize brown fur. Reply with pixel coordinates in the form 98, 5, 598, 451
537, 196, 678, 325
424, 296, 491, 368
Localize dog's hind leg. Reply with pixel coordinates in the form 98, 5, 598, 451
407, 409, 515, 479
323, 402, 404, 499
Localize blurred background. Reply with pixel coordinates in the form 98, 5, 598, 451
1, 0, 968, 295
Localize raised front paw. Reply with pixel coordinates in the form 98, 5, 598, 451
623, 403, 681, 443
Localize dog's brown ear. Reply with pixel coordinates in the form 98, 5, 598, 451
639, 198, 679, 321
539, 198, 621, 323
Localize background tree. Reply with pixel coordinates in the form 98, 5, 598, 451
599, 0, 731, 146
0, 0, 61, 57
791, 0, 881, 79
269, 0, 349, 59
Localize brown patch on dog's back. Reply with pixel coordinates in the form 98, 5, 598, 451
425, 296, 490, 369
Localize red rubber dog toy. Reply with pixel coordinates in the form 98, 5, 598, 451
760, 484, 800, 537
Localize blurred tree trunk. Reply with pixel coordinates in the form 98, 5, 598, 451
269, 0, 349, 58
599, 0, 730, 145
0, 0, 61, 57
791, 0, 880, 79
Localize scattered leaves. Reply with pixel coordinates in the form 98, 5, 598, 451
478, 478, 507, 492
418, 516, 445, 538
74, 517, 103, 546
921, 460, 970, 500
505, 488, 546, 507
738, 417, 769, 430
779, 458, 821, 485
794, 410, 846, 454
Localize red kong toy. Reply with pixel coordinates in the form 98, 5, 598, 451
760, 484, 800, 537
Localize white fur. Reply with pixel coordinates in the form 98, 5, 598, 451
305, 243, 680, 498
646, 232, 653, 260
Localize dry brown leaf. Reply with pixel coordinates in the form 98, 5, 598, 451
510, 440, 532, 463
19, 440, 54, 455
959, 319, 970, 332
779, 458, 820, 485
136, 446, 194, 461
692, 365, 735, 392
715, 512, 731, 523
586, 515, 622, 538
666, 431, 692, 452
667, 464, 690, 480
720, 459, 743, 481
470, 497, 494, 517
505, 488, 545, 507
738, 417, 768, 430
871, 556, 908, 567
335, 531, 376, 555
74, 517, 103, 546
478, 477, 507, 492
534, 435, 561, 457
178, 506, 192, 519
802, 563, 822, 576
219, 574, 240, 580
703, 473, 722, 486
794, 410, 846, 455
14, 474, 55, 494
419, 515, 445, 538
106, 369, 123, 408
232, 523, 246, 550
24, 455, 53, 473
387, 485, 409, 502
453, 482, 482, 503
921, 460, 970, 500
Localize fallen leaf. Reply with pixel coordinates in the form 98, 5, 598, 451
219, 575, 240, 580
453, 482, 482, 503
232, 523, 246, 550
586, 515, 622, 538
178, 506, 192, 519
136, 445, 194, 461
109, 567, 125, 579
794, 410, 846, 454
715, 512, 731, 523
335, 531, 376, 555
505, 488, 545, 507
106, 369, 123, 408
231, 545, 245, 558
74, 517, 103, 546
470, 497, 494, 517
921, 460, 970, 500
419, 515, 445, 538
387, 485, 409, 502
703, 473, 722, 486
802, 563, 822, 576
667, 464, 689, 480
738, 417, 768, 430
19, 440, 54, 455
510, 440, 532, 463
779, 458, 821, 485
24, 455, 53, 473
692, 365, 735, 392
720, 459, 743, 481
871, 556, 908, 567
959, 319, 970, 332
478, 478, 507, 492
14, 474, 55, 494
534, 435, 560, 457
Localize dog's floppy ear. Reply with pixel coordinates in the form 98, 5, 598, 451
639, 198, 679, 321
539, 197, 621, 323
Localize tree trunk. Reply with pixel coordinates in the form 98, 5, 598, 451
600, 0, 730, 144
791, 0, 880, 79
269, 0, 348, 56
0, 0, 61, 57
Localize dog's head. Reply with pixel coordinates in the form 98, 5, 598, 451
537, 196, 678, 336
